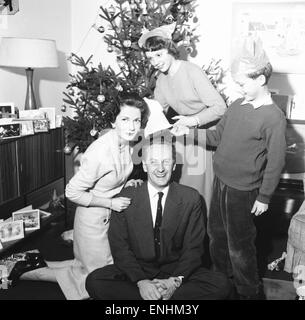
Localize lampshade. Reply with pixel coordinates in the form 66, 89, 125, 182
0, 37, 59, 110
0, 37, 59, 68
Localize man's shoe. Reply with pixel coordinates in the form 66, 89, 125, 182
25, 252, 45, 263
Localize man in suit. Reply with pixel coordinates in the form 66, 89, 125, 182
85, 134, 230, 300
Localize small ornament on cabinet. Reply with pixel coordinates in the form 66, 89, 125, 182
63, 144, 73, 155
90, 128, 98, 137
48, 189, 65, 211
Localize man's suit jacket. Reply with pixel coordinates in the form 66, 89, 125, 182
105, 181, 206, 283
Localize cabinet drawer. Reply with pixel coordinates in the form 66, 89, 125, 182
18, 129, 64, 194
0, 141, 19, 203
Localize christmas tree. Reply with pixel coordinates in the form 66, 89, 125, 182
62, 0, 198, 153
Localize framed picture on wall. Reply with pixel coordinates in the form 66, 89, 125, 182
232, 2, 305, 74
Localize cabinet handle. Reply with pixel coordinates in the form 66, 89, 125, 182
55, 149, 63, 153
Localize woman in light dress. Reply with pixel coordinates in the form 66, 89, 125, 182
19, 92, 149, 300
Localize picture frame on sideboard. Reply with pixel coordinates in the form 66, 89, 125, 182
0, 102, 15, 117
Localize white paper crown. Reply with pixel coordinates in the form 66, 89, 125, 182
231, 35, 270, 75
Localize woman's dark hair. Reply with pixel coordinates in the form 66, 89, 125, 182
111, 91, 149, 128
143, 36, 179, 59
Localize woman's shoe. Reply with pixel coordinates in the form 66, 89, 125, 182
25, 252, 45, 263
8, 257, 47, 286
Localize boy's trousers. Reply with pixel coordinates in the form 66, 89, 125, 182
207, 176, 260, 296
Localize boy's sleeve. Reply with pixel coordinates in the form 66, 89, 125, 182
205, 107, 229, 147
257, 116, 287, 204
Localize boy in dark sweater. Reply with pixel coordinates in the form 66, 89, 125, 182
206, 37, 287, 299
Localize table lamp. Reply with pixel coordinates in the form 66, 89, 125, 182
0, 37, 59, 110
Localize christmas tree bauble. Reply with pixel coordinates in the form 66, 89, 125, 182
76, 101, 85, 107
98, 26, 105, 33
68, 88, 74, 95
61, 105, 67, 112
186, 46, 193, 54
166, 15, 174, 23
97, 94, 106, 103
115, 84, 123, 92
107, 45, 113, 53
108, 4, 116, 16
130, 3, 137, 10
123, 40, 132, 48
118, 61, 125, 68
90, 129, 98, 137
63, 145, 72, 154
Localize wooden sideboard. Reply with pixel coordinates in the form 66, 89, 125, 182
0, 128, 65, 220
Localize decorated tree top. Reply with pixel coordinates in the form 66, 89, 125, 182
62, 0, 198, 153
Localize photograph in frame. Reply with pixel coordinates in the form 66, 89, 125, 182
0, 102, 15, 118
39, 107, 56, 129
0, 123, 21, 139
0, 220, 24, 243
33, 119, 50, 133
12, 209, 40, 231
19, 109, 45, 120
20, 120, 34, 136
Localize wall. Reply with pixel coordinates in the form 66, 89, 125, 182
71, 0, 117, 70
0, 0, 71, 114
